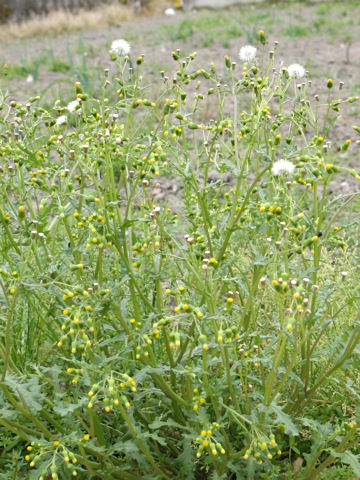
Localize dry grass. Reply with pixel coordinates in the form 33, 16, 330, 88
0, 2, 166, 42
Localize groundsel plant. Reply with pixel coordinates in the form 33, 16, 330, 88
0, 30, 360, 480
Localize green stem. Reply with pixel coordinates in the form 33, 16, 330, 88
117, 402, 171, 480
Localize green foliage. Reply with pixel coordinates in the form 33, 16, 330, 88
0, 33, 360, 480
153, 13, 245, 49
283, 24, 308, 37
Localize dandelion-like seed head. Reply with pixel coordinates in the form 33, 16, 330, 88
67, 100, 80, 114
239, 45, 257, 62
56, 115, 67, 126
287, 64, 305, 79
111, 39, 131, 56
272, 159, 295, 176
165, 8, 176, 15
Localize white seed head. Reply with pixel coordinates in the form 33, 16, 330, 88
111, 39, 131, 56
272, 159, 295, 176
67, 100, 80, 113
287, 64, 305, 79
239, 45, 257, 62
56, 115, 67, 126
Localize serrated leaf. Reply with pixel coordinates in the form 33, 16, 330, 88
174, 437, 196, 479
148, 418, 187, 431
303, 422, 333, 468
140, 431, 167, 447
2, 374, 45, 413
0, 407, 17, 420
53, 400, 80, 417
329, 449, 360, 476
258, 403, 299, 435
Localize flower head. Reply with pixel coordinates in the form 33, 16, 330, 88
165, 8, 176, 15
56, 115, 67, 126
111, 39, 131, 56
272, 159, 295, 176
287, 64, 305, 79
67, 100, 80, 114
239, 45, 257, 62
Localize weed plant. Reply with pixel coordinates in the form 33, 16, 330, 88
0, 31, 360, 480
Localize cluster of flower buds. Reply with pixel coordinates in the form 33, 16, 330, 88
243, 433, 280, 464
25, 441, 79, 478
195, 422, 225, 457
87, 375, 136, 411
192, 387, 206, 411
